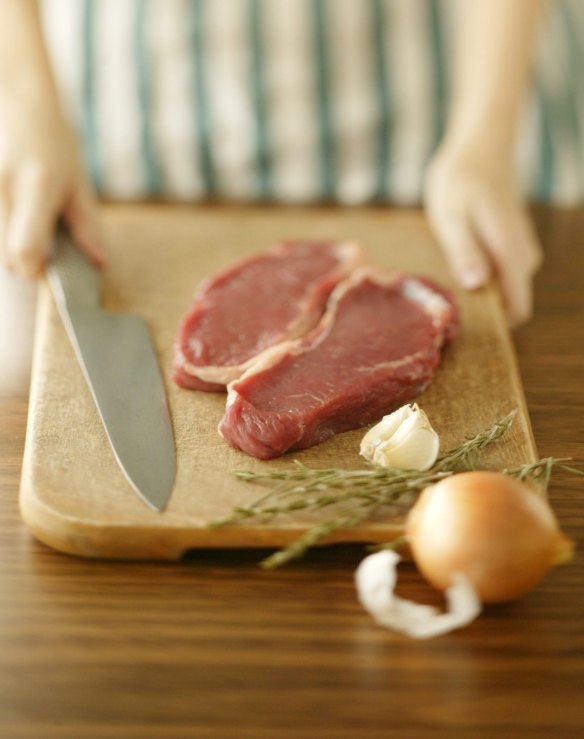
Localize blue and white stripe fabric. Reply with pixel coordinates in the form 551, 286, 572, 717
40, 0, 584, 205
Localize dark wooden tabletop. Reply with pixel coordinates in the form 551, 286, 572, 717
1, 206, 583, 739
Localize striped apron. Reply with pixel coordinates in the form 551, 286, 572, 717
40, 0, 584, 205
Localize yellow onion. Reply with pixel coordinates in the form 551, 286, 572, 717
405, 471, 574, 603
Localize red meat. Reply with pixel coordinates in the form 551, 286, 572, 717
173, 241, 363, 391
219, 268, 458, 459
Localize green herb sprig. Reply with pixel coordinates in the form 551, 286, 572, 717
209, 410, 582, 569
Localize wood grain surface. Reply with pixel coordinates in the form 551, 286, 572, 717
19, 206, 536, 559
1, 205, 583, 739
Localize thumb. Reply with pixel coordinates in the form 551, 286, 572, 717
62, 181, 106, 267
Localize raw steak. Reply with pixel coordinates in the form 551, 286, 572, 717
173, 241, 363, 391
219, 268, 458, 459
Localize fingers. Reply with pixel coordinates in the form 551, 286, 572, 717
497, 257, 533, 329
63, 182, 106, 267
3, 164, 64, 279
476, 198, 542, 328
426, 161, 541, 328
426, 200, 492, 290
477, 194, 543, 276
0, 165, 105, 279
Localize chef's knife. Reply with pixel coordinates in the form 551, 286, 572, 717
47, 225, 176, 511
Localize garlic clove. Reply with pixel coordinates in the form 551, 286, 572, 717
372, 423, 440, 470
360, 403, 440, 471
355, 550, 482, 640
360, 404, 412, 460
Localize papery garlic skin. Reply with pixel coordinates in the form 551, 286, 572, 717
360, 403, 440, 471
355, 550, 482, 639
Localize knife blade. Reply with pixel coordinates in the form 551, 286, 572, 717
47, 226, 176, 511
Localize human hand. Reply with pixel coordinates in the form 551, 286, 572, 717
0, 94, 105, 279
424, 146, 542, 328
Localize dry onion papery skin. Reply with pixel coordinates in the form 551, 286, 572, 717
405, 471, 575, 604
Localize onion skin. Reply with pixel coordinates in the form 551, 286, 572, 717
406, 471, 574, 604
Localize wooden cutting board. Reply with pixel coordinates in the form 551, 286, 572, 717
20, 205, 538, 560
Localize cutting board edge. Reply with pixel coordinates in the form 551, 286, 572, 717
490, 289, 540, 467
19, 474, 407, 560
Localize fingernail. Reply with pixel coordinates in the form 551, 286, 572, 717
460, 266, 489, 290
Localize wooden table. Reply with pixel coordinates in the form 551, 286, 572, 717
1, 206, 583, 739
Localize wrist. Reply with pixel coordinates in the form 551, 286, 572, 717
0, 76, 66, 132
432, 129, 516, 179
0, 0, 62, 119
0, 53, 61, 105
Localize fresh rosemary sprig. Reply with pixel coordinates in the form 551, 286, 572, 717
505, 457, 584, 488
209, 410, 582, 569
433, 409, 517, 470
209, 467, 452, 529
